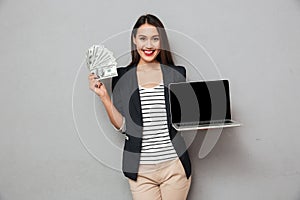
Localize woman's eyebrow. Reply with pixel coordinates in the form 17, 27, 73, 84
137, 34, 160, 37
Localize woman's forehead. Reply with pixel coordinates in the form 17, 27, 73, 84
136, 24, 159, 36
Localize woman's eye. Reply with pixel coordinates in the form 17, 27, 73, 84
153, 37, 159, 41
139, 37, 146, 41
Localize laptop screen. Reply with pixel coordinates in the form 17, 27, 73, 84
169, 80, 231, 124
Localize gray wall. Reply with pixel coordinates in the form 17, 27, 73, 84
1, 0, 300, 199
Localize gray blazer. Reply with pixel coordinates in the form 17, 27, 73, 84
112, 63, 191, 181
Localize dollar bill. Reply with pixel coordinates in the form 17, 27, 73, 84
86, 44, 118, 80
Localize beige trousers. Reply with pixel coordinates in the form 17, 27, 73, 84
128, 158, 192, 200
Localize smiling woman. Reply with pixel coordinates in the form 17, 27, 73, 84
129, 14, 175, 67
133, 24, 161, 65
88, 14, 192, 200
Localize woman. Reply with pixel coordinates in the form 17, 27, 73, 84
88, 14, 192, 200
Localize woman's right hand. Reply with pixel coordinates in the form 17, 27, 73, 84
88, 73, 123, 130
88, 73, 109, 101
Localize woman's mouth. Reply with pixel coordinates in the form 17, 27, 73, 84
142, 50, 155, 56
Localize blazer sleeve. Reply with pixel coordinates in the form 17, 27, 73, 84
111, 68, 124, 116
174, 65, 187, 82
180, 66, 187, 80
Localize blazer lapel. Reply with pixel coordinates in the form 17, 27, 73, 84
129, 65, 143, 128
161, 64, 174, 131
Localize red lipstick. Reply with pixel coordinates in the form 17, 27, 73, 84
143, 50, 155, 56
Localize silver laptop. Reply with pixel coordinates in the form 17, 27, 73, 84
169, 80, 241, 131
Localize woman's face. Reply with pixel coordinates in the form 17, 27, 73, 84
133, 23, 161, 64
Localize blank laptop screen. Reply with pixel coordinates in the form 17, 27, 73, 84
169, 80, 231, 124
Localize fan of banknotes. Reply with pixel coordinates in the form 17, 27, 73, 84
86, 44, 118, 80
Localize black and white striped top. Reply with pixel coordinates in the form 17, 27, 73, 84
139, 83, 178, 164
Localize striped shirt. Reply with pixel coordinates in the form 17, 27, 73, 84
139, 83, 178, 164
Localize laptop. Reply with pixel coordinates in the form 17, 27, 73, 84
169, 80, 241, 131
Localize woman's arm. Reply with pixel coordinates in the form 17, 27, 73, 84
88, 73, 124, 130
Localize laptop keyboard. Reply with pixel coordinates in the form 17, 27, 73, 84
176, 120, 233, 127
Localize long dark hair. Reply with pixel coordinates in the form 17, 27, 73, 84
128, 14, 175, 66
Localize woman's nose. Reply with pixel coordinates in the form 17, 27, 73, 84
145, 39, 153, 48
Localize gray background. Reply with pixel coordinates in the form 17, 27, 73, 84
1, 0, 300, 199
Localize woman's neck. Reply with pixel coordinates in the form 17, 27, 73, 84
137, 61, 160, 72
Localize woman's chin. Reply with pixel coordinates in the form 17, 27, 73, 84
141, 57, 156, 63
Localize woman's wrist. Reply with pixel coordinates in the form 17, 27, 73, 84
100, 95, 111, 105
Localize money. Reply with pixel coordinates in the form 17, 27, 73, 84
86, 44, 118, 80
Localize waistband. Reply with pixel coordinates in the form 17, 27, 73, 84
138, 157, 179, 173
